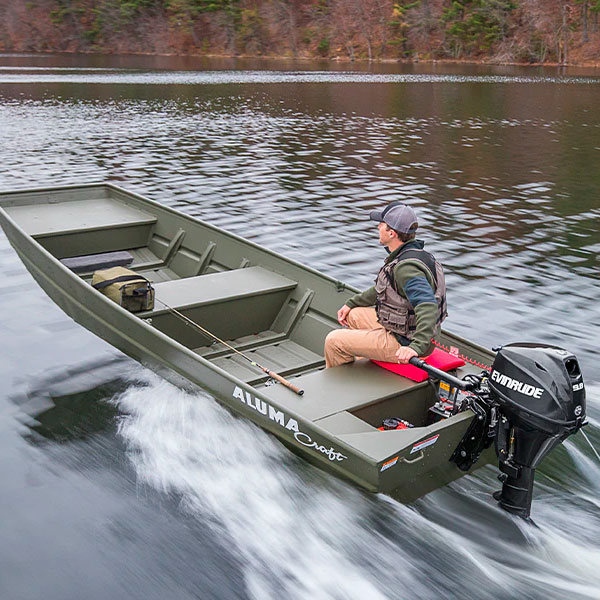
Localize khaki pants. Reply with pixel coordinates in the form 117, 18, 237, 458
324, 307, 402, 368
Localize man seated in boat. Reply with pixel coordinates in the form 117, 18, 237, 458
325, 202, 447, 368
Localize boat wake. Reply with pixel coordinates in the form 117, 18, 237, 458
115, 371, 600, 600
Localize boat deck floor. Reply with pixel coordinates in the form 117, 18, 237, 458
130, 247, 179, 282
77, 247, 180, 282
195, 330, 325, 385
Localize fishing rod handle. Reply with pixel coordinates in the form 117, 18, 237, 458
408, 357, 474, 391
267, 370, 305, 396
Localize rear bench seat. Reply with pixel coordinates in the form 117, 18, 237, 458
263, 352, 476, 440
263, 359, 421, 422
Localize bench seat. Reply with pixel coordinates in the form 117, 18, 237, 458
137, 266, 298, 349
262, 358, 423, 421
6, 198, 156, 238
143, 266, 297, 315
5, 198, 158, 258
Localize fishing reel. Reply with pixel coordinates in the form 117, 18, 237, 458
412, 343, 587, 519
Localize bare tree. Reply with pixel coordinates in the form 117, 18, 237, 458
559, 0, 569, 64
328, 0, 421, 61
581, 0, 590, 41
331, 0, 359, 60
272, 0, 302, 56
355, 0, 375, 61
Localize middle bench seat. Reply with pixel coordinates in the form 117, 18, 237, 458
140, 266, 297, 349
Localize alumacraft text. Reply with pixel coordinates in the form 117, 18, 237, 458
232, 386, 348, 462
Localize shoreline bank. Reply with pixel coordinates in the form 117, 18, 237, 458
3, 49, 600, 70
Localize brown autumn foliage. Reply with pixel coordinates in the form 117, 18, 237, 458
0, 0, 599, 65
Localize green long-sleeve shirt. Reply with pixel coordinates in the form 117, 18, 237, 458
345, 241, 438, 355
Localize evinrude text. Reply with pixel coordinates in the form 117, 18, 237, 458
491, 370, 544, 398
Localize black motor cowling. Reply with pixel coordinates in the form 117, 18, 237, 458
489, 343, 586, 518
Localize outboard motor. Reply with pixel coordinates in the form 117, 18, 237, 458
488, 344, 586, 519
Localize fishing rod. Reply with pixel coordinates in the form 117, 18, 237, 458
154, 298, 304, 396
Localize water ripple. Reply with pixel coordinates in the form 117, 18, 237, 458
1, 71, 600, 85
1, 91, 598, 375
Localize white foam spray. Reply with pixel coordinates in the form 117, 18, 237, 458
115, 371, 412, 599
114, 371, 600, 600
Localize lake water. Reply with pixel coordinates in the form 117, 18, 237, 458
0, 53, 599, 600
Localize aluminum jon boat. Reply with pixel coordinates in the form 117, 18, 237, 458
0, 184, 586, 515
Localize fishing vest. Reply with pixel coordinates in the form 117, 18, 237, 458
374, 246, 447, 339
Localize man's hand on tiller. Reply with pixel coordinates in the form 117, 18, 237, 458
395, 346, 418, 364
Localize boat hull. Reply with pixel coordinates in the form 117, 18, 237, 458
0, 184, 495, 501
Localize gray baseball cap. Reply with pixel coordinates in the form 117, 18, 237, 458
369, 202, 418, 234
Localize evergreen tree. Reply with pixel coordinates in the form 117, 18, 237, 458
442, 0, 516, 57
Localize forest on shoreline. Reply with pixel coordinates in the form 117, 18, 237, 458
3, 1, 600, 66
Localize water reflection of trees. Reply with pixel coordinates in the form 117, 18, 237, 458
23, 382, 125, 444
14, 358, 131, 444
